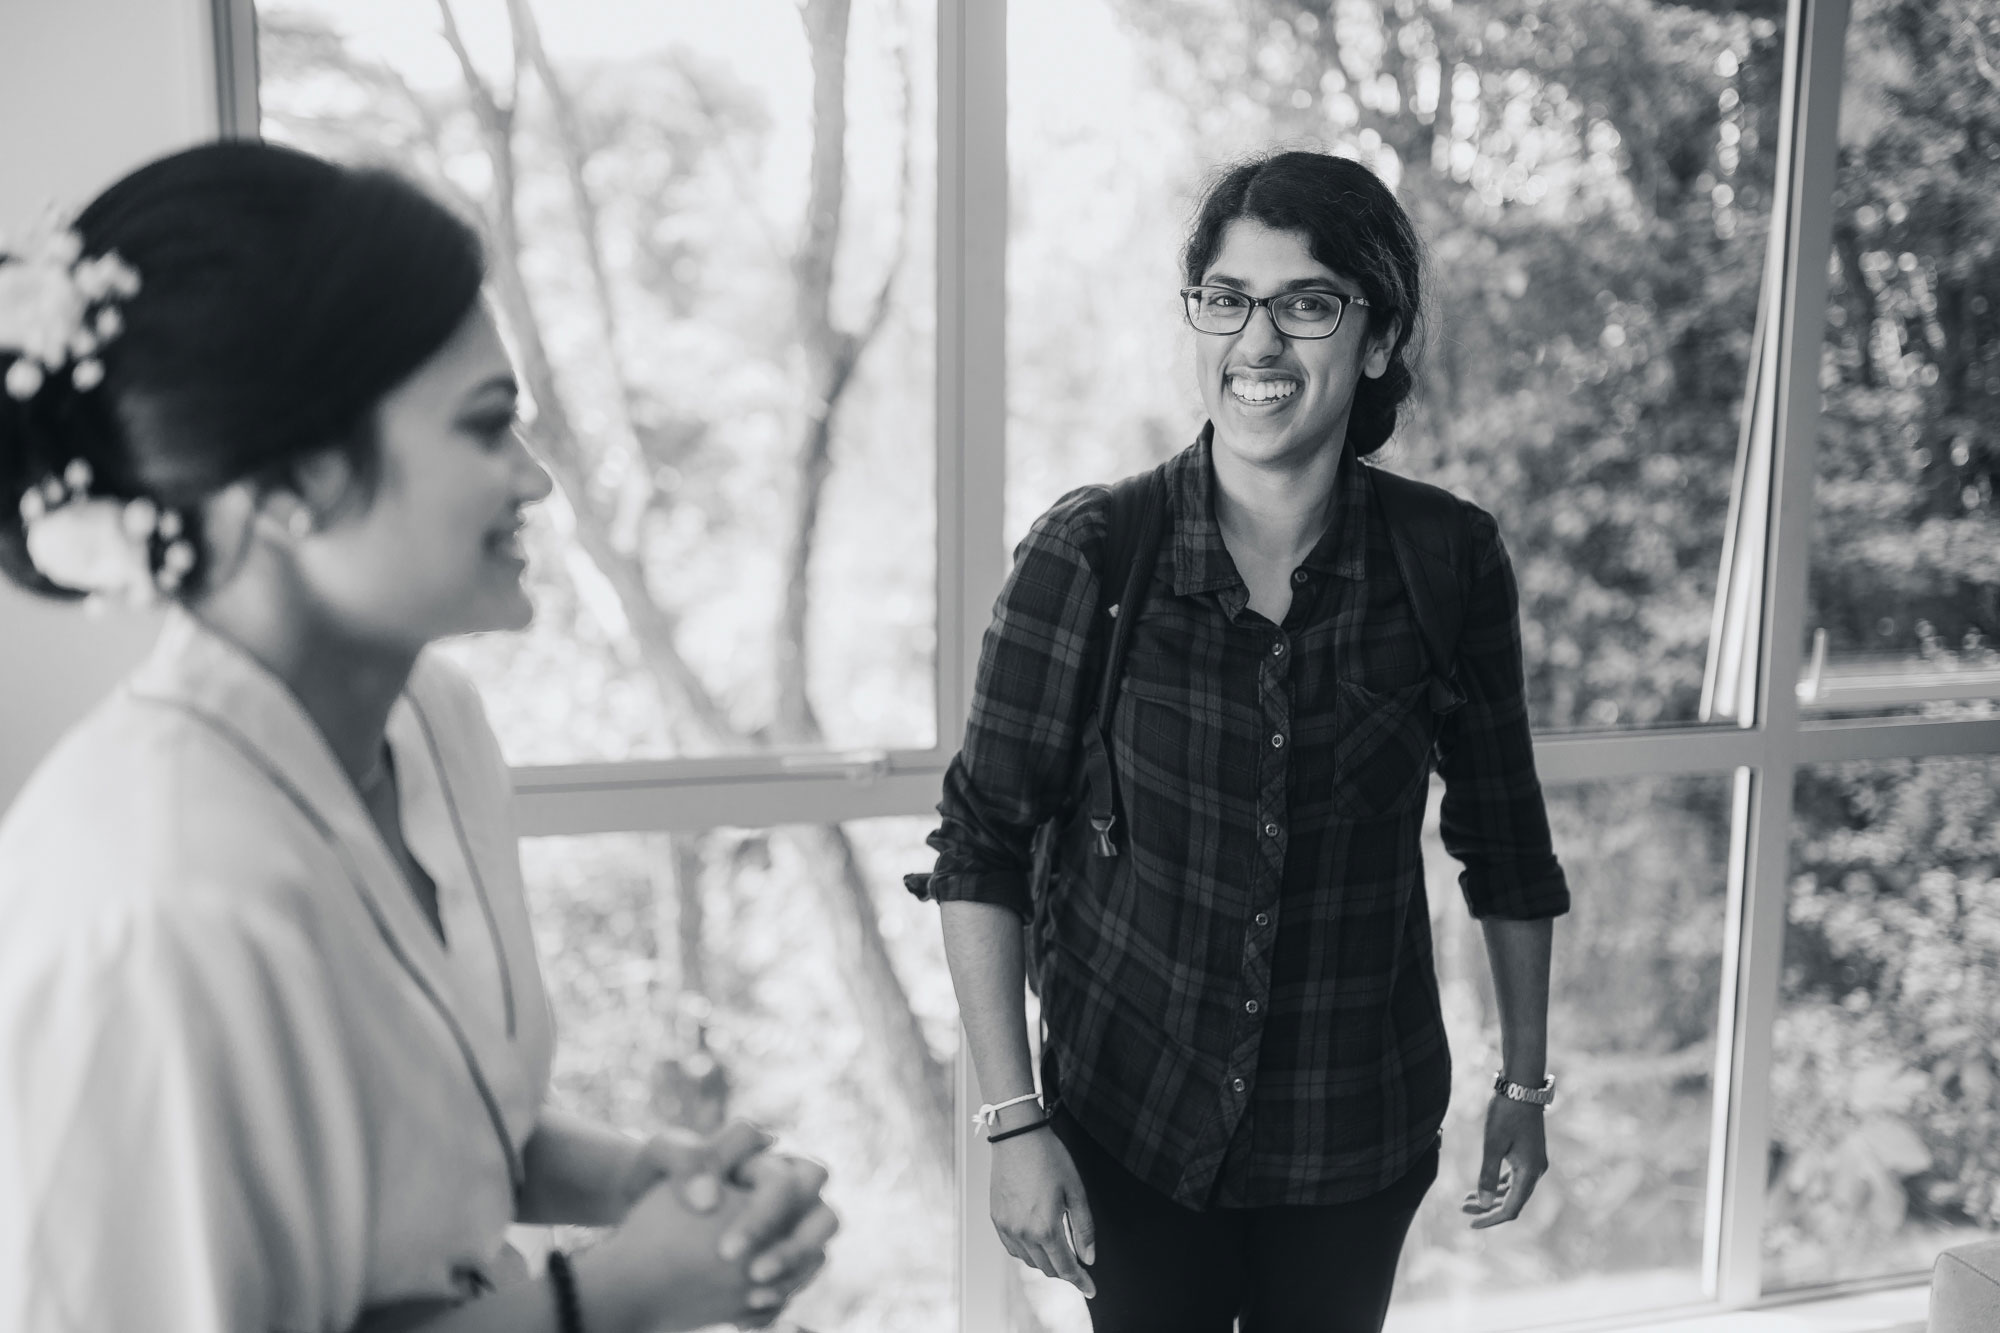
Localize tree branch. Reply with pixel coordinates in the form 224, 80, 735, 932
436, 0, 955, 1188
436, 0, 738, 751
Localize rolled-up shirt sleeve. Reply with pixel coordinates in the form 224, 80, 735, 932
1435, 507, 1571, 920
907, 487, 1109, 920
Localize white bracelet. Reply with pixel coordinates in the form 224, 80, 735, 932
972, 1091, 1043, 1131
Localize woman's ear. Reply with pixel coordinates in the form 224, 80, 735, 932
250, 450, 359, 546
1362, 317, 1402, 381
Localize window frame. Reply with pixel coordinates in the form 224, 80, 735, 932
211, 0, 2000, 1323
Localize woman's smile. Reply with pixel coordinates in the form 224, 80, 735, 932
1227, 372, 1302, 407
483, 515, 528, 568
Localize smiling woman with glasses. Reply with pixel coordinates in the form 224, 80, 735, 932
911, 149, 1569, 1333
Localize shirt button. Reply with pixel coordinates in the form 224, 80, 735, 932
1263, 821, 1280, 838
1244, 999, 1260, 1015
1232, 1077, 1247, 1093
1254, 912, 1270, 927
1271, 640, 1286, 657
1271, 733, 1286, 749
1292, 569, 1309, 585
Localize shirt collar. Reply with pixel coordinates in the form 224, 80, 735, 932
1169, 423, 1370, 599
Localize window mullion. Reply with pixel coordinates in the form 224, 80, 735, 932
1711, 0, 1853, 1307
943, 0, 1014, 1330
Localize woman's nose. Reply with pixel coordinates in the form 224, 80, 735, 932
1237, 303, 1287, 357
512, 433, 556, 503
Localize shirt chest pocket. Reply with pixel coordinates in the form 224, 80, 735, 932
1328, 677, 1438, 820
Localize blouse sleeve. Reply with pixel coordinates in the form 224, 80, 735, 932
1, 894, 370, 1333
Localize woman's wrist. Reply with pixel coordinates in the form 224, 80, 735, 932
987, 1097, 1048, 1134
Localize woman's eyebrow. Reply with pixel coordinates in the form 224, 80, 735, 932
1201, 273, 1354, 294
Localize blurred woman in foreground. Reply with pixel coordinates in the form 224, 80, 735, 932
0, 140, 834, 1333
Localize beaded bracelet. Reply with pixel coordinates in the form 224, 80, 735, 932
547, 1249, 585, 1333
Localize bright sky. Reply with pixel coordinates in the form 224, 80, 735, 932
270, 0, 810, 86
265, 0, 1150, 140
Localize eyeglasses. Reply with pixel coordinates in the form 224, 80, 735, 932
1179, 285, 1371, 339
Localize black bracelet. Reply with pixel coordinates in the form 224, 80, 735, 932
988, 1113, 1055, 1144
546, 1249, 585, 1333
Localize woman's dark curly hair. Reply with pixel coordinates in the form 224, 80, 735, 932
1183, 150, 1424, 457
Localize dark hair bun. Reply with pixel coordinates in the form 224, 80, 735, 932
1183, 151, 1424, 458
0, 141, 484, 599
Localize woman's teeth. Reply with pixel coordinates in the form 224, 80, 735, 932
1230, 376, 1299, 404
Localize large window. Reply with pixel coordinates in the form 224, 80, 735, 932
224, 0, 2000, 1329
258, 0, 938, 766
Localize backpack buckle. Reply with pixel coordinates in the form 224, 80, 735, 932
1089, 815, 1119, 858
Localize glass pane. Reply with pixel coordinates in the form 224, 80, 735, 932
523, 817, 957, 1329
1767, 755, 2000, 1292
1011, 775, 1733, 1333
1804, 0, 2000, 713
1391, 774, 1731, 1330
1008, 0, 1785, 734
257, 0, 938, 764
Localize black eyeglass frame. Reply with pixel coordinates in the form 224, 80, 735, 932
1178, 285, 1372, 339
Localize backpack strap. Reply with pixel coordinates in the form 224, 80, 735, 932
1078, 462, 1170, 857
1369, 465, 1473, 706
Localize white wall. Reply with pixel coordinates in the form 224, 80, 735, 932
0, 0, 219, 812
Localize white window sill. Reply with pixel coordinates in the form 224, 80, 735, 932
1621, 1284, 1927, 1333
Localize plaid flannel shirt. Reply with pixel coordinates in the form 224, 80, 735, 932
910, 431, 1568, 1209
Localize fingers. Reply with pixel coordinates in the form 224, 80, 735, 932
707, 1119, 778, 1182
720, 1154, 828, 1264
744, 1201, 840, 1289
1470, 1157, 1544, 1230
1460, 1162, 1508, 1217
997, 1221, 1095, 1298
643, 1119, 772, 1213
1062, 1168, 1097, 1267
1039, 1221, 1095, 1298
747, 1245, 828, 1318
1475, 1131, 1505, 1199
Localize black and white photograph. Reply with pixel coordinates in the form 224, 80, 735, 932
1, 1, 1996, 1331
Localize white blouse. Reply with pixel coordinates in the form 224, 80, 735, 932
0, 612, 555, 1333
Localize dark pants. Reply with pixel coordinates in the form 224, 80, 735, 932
1053, 1109, 1437, 1333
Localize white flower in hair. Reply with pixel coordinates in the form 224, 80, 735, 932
0, 208, 140, 402
22, 495, 161, 607
16, 457, 189, 608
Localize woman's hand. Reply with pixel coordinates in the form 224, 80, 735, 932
612, 1119, 774, 1216
581, 1151, 839, 1331
576, 1174, 760, 1333
723, 1152, 840, 1325
1461, 1096, 1548, 1229
989, 1128, 1096, 1299
605, 1123, 837, 1321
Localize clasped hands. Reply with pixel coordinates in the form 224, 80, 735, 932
596, 1120, 838, 1330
